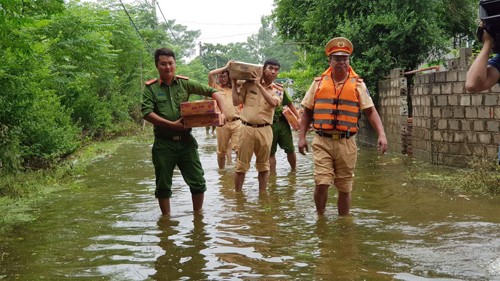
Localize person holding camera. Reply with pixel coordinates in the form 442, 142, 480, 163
465, 28, 500, 92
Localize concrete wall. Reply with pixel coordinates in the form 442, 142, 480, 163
357, 48, 500, 167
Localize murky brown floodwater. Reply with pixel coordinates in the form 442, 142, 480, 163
0, 128, 499, 281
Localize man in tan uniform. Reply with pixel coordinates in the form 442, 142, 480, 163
231, 58, 282, 192
298, 37, 388, 216
208, 62, 242, 169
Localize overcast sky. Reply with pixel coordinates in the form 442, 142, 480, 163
155, 0, 276, 45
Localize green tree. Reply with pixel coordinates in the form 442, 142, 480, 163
247, 15, 299, 71
438, 0, 478, 48
198, 16, 300, 74
273, 0, 478, 98
0, 0, 204, 172
0, 0, 79, 171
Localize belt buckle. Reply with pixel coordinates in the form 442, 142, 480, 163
252, 123, 258, 128
331, 134, 341, 140
173, 136, 181, 141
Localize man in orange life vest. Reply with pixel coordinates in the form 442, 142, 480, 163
298, 37, 388, 216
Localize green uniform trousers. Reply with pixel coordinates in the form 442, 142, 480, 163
271, 118, 295, 156
152, 136, 206, 198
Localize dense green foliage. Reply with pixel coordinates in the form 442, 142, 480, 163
273, 0, 478, 99
0, 0, 301, 173
0, 0, 190, 172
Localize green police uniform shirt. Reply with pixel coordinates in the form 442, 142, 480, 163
273, 88, 292, 123
141, 76, 218, 137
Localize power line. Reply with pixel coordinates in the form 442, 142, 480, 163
118, 0, 151, 50
155, 1, 180, 44
199, 32, 257, 40
175, 20, 260, 26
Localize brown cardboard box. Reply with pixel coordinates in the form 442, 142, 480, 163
183, 113, 223, 128
228, 61, 263, 80
180, 100, 219, 116
283, 106, 300, 130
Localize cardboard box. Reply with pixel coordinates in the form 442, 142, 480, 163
183, 113, 223, 128
228, 61, 263, 80
283, 106, 300, 130
180, 100, 219, 116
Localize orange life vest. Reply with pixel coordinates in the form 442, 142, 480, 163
313, 67, 361, 133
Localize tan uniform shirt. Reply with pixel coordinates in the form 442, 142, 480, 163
237, 81, 281, 125
210, 82, 240, 121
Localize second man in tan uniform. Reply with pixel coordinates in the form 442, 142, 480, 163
231, 58, 283, 192
209, 63, 242, 169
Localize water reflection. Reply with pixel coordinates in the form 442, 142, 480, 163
152, 215, 208, 280
314, 217, 361, 280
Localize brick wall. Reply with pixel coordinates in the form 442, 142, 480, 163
357, 48, 500, 167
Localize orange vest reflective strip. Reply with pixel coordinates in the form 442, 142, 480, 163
313, 67, 360, 132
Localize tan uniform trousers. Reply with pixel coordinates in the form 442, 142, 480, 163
312, 135, 357, 193
215, 119, 241, 160
235, 125, 273, 173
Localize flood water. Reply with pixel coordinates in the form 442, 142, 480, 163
0, 128, 499, 281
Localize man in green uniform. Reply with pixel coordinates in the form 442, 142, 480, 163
141, 48, 227, 216
269, 88, 300, 174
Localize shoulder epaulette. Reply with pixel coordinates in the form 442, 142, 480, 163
176, 75, 189, 80
145, 78, 158, 86
314, 77, 322, 82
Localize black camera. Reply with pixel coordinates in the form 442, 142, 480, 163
479, 0, 500, 52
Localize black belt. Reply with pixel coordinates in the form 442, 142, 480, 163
315, 131, 354, 140
226, 117, 240, 123
156, 134, 191, 141
241, 121, 270, 128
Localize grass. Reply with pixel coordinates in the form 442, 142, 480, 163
454, 158, 500, 195
405, 157, 500, 196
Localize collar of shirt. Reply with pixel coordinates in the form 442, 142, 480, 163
159, 77, 178, 86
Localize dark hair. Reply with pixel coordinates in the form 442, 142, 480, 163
263, 58, 280, 70
219, 70, 232, 88
154, 48, 176, 66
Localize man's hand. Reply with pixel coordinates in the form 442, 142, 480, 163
248, 68, 261, 83
298, 137, 309, 155
174, 118, 189, 131
220, 112, 226, 126
377, 134, 388, 155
